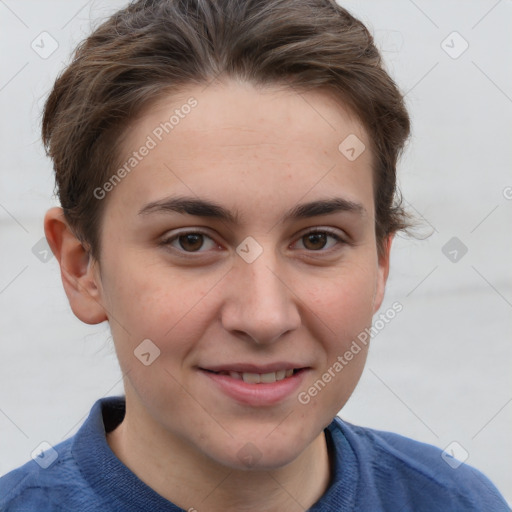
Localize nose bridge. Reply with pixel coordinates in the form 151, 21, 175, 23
223, 238, 301, 344
245, 249, 283, 304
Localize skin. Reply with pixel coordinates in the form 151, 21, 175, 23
44, 78, 393, 512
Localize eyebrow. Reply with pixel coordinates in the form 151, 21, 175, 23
138, 195, 366, 224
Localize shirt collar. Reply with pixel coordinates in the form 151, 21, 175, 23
72, 395, 358, 511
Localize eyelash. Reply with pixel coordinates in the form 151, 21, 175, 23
160, 228, 347, 258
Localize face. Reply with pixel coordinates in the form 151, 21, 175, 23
88, 79, 391, 469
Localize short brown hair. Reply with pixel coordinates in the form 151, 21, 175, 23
42, 0, 412, 260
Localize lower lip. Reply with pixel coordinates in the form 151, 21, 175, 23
199, 369, 309, 406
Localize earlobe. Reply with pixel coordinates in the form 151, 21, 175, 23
372, 233, 394, 314
44, 207, 108, 325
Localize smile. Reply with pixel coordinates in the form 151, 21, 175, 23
203, 368, 299, 383
198, 367, 310, 406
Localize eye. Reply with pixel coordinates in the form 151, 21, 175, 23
160, 227, 347, 257
160, 230, 219, 254
293, 228, 346, 252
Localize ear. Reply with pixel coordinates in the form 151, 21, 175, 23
44, 207, 108, 325
372, 233, 394, 314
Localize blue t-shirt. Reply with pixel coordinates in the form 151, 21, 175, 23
0, 396, 508, 511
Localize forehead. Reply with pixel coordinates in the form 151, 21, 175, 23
139, 80, 367, 150
111, 79, 374, 220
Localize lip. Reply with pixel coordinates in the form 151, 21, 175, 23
198, 366, 310, 407
201, 362, 307, 373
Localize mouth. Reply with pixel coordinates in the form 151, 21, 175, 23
198, 365, 310, 406
201, 368, 303, 384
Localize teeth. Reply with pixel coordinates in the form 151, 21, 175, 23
260, 372, 276, 383
212, 369, 299, 383
240, 370, 296, 383
243, 372, 261, 384
217, 369, 297, 383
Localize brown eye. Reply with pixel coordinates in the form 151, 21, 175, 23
177, 233, 204, 252
295, 229, 345, 252
302, 232, 328, 250
161, 230, 218, 254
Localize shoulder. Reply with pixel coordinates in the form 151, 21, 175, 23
328, 417, 509, 509
0, 436, 106, 512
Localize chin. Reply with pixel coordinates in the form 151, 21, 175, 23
223, 449, 301, 472
204, 429, 313, 471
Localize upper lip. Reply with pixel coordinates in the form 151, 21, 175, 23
199, 362, 310, 373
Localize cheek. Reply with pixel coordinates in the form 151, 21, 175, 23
297, 261, 376, 411
102, 255, 218, 357
308, 263, 377, 341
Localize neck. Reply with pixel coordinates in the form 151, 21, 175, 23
106, 398, 331, 512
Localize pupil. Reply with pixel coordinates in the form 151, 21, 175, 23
304, 233, 326, 250
180, 234, 203, 251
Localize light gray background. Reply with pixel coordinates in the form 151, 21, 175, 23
1, 0, 511, 503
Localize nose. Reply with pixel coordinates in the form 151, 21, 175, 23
221, 246, 301, 345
